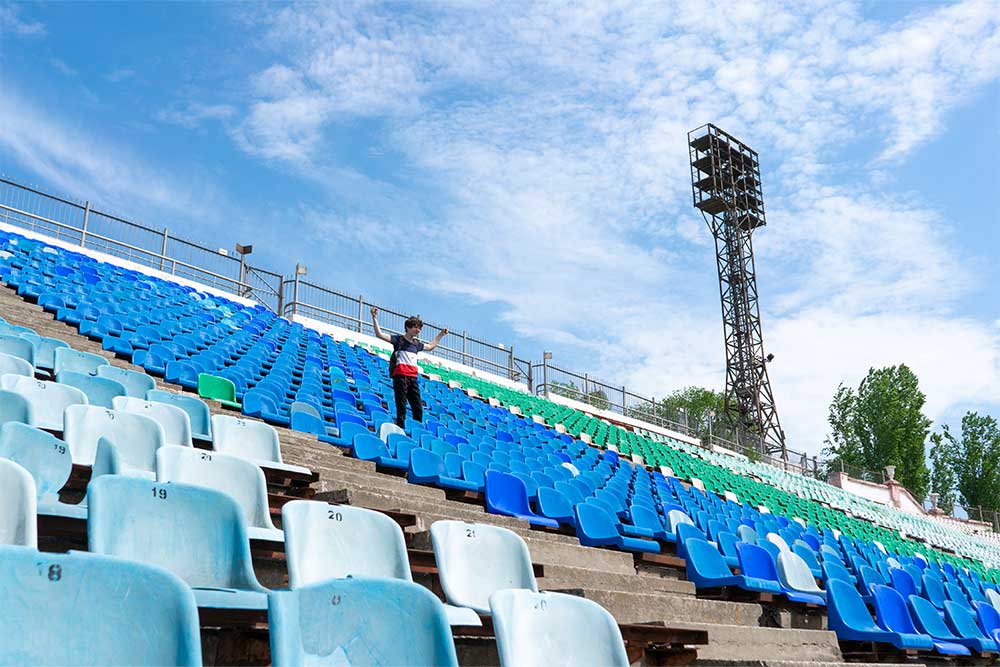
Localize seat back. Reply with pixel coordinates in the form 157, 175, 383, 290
766, 532, 791, 552
147, 390, 212, 439
211, 415, 282, 463
889, 567, 917, 600
282, 500, 411, 588
0, 458, 36, 547
737, 524, 758, 544
985, 588, 1000, 611
53, 347, 107, 375
64, 405, 165, 466
88, 476, 263, 592
924, 573, 947, 609
57, 370, 127, 408
667, 509, 694, 535
973, 600, 1000, 636
490, 590, 628, 667
0, 375, 88, 430
685, 537, 732, 579
828, 579, 879, 633
871, 584, 919, 634
0, 422, 71, 498
430, 520, 537, 614
378, 421, 405, 442
156, 446, 276, 531
0, 335, 34, 366
0, 547, 201, 666
737, 542, 779, 582
777, 551, 824, 594
269, 577, 458, 667
0, 388, 32, 427
945, 600, 991, 640
114, 396, 193, 447
909, 593, 958, 637
575, 502, 620, 541
0, 352, 33, 377
97, 365, 156, 398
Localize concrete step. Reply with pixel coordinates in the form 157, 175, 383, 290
556, 587, 765, 628
696, 662, 922, 667
678, 624, 842, 663
538, 563, 694, 596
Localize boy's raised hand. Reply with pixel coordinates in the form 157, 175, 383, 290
370, 306, 378, 317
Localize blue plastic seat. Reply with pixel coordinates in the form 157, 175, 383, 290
490, 589, 628, 667
972, 600, 1000, 646
88, 476, 268, 610
870, 585, 966, 655
64, 404, 165, 467
147, 389, 212, 441
355, 432, 408, 470
411, 448, 480, 492
944, 600, 998, 653
738, 542, 824, 604
827, 579, 934, 650
0, 547, 202, 666
57, 369, 127, 408
485, 471, 558, 528
19, 334, 69, 371
0, 422, 73, 513
0, 388, 32, 427
212, 414, 309, 476
909, 593, 974, 653
793, 543, 824, 578
269, 577, 459, 667
575, 503, 659, 553
536, 486, 575, 525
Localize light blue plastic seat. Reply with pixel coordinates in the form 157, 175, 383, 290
88, 476, 268, 610
64, 404, 165, 467
431, 520, 537, 614
909, 594, 975, 653
156, 445, 282, 542
685, 538, 781, 594
57, 370, 127, 408
827, 579, 934, 650
870, 585, 966, 655
19, 334, 69, 371
793, 543, 823, 578
485, 471, 558, 528
97, 364, 156, 398
575, 503, 659, 553
269, 577, 459, 667
0, 547, 202, 666
0, 351, 33, 377
113, 396, 192, 447
490, 589, 628, 667
777, 550, 827, 603
0, 388, 32, 426
147, 389, 212, 440
1, 374, 89, 430
53, 346, 108, 376
0, 458, 37, 547
0, 334, 34, 366
0, 421, 83, 518
211, 414, 309, 476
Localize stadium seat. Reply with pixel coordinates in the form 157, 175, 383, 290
972, 600, 1000, 645
96, 364, 156, 398
490, 589, 629, 667
114, 396, 193, 447
354, 432, 408, 470
211, 414, 309, 476
147, 389, 212, 441
198, 373, 241, 408
0, 388, 32, 426
943, 600, 998, 653
87, 476, 268, 610
409, 447, 479, 491
268, 577, 459, 667
57, 369, 127, 408
0, 334, 34, 366
826, 579, 934, 650
685, 537, 781, 594
909, 594, 976, 652
0, 458, 37, 547
575, 503, 659, 553
19, 334, 69, 371
0, 351, 33, 377
64, 404, 165, 466
156, 445, 282, 542
485, 470, 558, 528
53, 346, 107, 376
430, 520, 538, 614
776, 550, 827, 602
869, 585, 967, 655
0, 547, 202, 666
536, 486, 575, 524
1, 375, 88, 430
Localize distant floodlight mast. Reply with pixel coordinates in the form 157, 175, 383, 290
688, 123, 787, 461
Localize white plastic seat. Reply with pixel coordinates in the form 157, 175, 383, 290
53, 347, 108, 376
490, 590, 629, 667
378, 421, 405, 442
667, 509, 695, 536
766, 532, 791, 553
282, 500, 480, 627
211, 415, 309, 476
0, 352, 33, 377
560, 462, 580, 477
690, 477, 706, 493
777, 550, 826, 601
724, 490, 740, 504
63, 404, 165, 466
0, 458, 37, 547
0, 374, 88, 430
430, 520, 537, 614
985, 587, 1000, 611
660, 465, 674, 477
156, 446, 282, 542
114, 396, 193, 447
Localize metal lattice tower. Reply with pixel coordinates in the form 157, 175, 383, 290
688, 124, 787, 459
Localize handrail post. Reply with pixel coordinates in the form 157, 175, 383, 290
357, 295, 364, 333
508, 345, 515, 380
80, 200, 90, 247
160, 228, 168, 271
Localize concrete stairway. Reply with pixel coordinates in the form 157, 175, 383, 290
0, 283, 922, 667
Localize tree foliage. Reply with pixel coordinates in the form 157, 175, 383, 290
822, 364, 932, 499
928, 427, 958, 515
549, 380, 611, 410
931, 413, 1000, 515
628, 386, 735, 443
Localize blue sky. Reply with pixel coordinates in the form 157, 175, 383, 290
1, 0, 998, 456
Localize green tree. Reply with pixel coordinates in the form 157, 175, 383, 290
928, 427, 958, 515
823, 365, 932, 499
938, 413, 1000, 514
584, 389, 610, 411
549, 380, 582, 401
629, 386, 733, 442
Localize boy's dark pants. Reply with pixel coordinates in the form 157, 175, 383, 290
393, 375, 422, 428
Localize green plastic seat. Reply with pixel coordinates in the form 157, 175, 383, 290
197, 374, 241, 409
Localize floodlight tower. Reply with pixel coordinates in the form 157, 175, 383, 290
688, 124, 787, 460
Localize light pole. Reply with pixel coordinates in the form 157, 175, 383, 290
291, 263, 307, 316
707, 408, 716, 442
235, 243, 253, 297
542, 351, 552, 398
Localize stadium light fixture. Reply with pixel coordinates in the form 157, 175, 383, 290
765, 353, 774, 363
295, 263, 308, 275
235, 244, 254, 296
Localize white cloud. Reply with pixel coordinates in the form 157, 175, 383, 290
157, 103, 236, 130
105, 68, 136, 84
0, 4, 44, 36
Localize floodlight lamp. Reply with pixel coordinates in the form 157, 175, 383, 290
295, 263, 308, 275
235, 243, 253, 255
765, 353, 775, 363
543, 351, 553, 360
